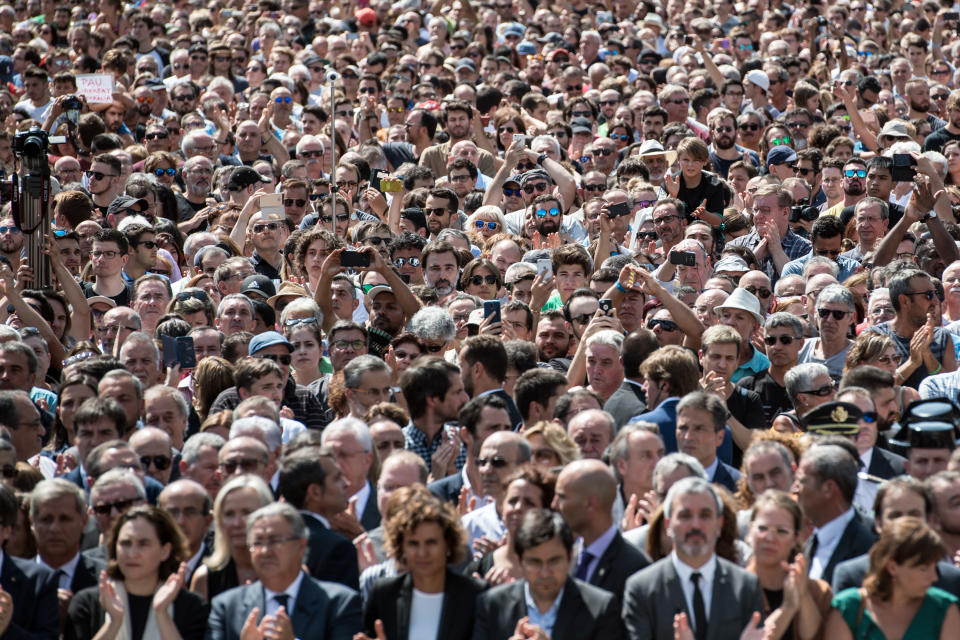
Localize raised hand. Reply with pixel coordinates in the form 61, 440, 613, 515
153, 562, 186, 612
0, 587, 12, 635
354, 533, 378, 573
98, 571, 125, 620
673, 612, 694, 640
663, 172, 680, 198
353, 619, 387, 640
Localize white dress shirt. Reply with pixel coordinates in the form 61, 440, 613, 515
351, 481, 372, 520
36, 552, 80, 590
809, 507, 856, 581
671, 551, 717, 634
264, 570, 305, 617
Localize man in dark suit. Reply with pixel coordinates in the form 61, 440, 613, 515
206, 502, 361, 640
832, 476, 960, 598
63, 397, 130, 493
834, 387, 906, 480
796, 443, 877, 585
0, 482, 60, 639
554, 459, 649, 596
627, 344, 701, 454
623, 477, 765, 640
277, 448, 360, 590
428, 394, 513, 506
474, 509, 624, 640
603, 330, 657, 428
320, 417, 381, 532
459, 335, 524, 428
158, 479, 214, 585
675, 392, 741, 492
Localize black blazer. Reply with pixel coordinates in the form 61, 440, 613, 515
867, 447, 907, 480
833, 555, 960, 598
360, 486, 381, 531
712, 461, 742, 493
0, 553, 59, 640
70, 553, 104, 594
603, 380, 647, 428
473, 577, 624, 640
588, 531, 651, 596
65, 585, 208, 640
490, 389, 524, 430
363, 570, 485, 640
804, 513, 877, 586
302, 510, 360, 591
428, 472, 464, 506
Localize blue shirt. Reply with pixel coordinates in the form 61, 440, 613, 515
732, 346, 769, 384
524, 581, 564, 637
781, 251, 861, 282
402, 423, 467, 474
578, 524, 618, 582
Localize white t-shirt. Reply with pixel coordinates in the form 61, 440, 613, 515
409, 588, 444, 640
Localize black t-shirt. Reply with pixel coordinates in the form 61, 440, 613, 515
174, 192, 207, 223
82, 281, 133, 308
923, 126, 960, 153
677, 171, 731, 217
738, 370, 791, 428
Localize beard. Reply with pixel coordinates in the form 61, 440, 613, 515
844, 182, 865, 196
432, 280, 453, 296
715, 134, 735, 150
537, 220, 560, 235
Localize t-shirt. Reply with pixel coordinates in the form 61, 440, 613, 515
709, 146, 760, 179
676, 170, 731, 216
408, 589, 444, 640
82, 281, 133, 308
922, 126, 960, 153
738, 370, 792, 427
798, 338, 851, 382
175, 192, 208, 223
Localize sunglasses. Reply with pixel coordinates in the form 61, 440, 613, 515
154, 168, 176, 176
0, 464, 15, 479
140, 455, 171, 470
744, 286, 771, 298
637, 231, 658, 240
469, 274, 498, 285
219, 458, 262, 474
845, 169, 867, 178
131, 239, 157, 249
739, 123, 760, 131
817, 308, 850, 320
477, 456, 509, 468
583, 184, 606, 193
284, 317, 319, 327
321, 213, 350, 223
503, 188, 522, 197
394, 257, 421, 267
0, 226, 21, 234
799, 384, 834, 396
763, 335, 796, 346
259, 353, 292, 366
275, 96, 292, 103
609, 133, 629, 141
365, 236, 390, 246
252, 222, 281, 233
862, 411, 879, 423
516, 162, 537, 172
475, 220, 499, 230
176, 290, 209, 303
145, 131, 168, 140
647, 318, 679, 331
904, 290, 937, 301
85, 170, 117, 181
770, 136, 791, 146
92, 498, 140, 516
536, 207, 560, 218
523, 183, 548, 194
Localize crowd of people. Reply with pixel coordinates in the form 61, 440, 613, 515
7, 0, 960, 638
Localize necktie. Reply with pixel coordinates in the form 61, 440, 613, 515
691, 572, 707, 640
274, 594, 290, 613
809, 533, 820, 561
56, 569, 68, 590
574, 550, 594, 581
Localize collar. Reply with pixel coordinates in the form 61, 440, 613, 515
477, 388, 504, 398
185, 542, 206, 576
264, 569, 305, 609
36, 551, 81, 578
304, 510, 331, 529
583, 523, 618, 559
671, 551, 717, 584
352, 480, 372, 514
704, 457, 719, 481
523, 579, 565, 616
813, 506, 856, 548
860, 448, 874, 472
625, 379, 644, 389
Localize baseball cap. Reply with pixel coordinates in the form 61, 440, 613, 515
570, 117, 593, 134
745, 69, 770, 92
107, 195, 148, 218
248, 330, 293, 355
227, 166, 270, 191
766, 145, 798, 167
241, 274, 277, 299
518, 170, 551, 186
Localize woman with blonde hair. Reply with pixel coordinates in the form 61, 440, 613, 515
522, 421, 580, 470
189, 475, 274, 603
192, 357, 234, 422
466, 205, 508, 245
843, 332, 921, 411
825, 517, 960, 639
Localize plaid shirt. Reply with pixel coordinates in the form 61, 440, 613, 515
403, 423, 467, 473
727, 229, 811, 285
210, 379, 331, 431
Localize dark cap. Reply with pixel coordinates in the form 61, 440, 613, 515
518, 169, 552, 186
240, 274, 277, 299
302, 54, 324, 67
400, 207, 427, 231
766, 145, 798, 167
890, 399, 960, 449
800, 401, 862, 436
227, 166, 270, 191
107, 195, 148, 218
570, 117, 593, 134
144, 78, 167, 91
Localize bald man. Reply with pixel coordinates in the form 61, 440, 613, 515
553, 459, 650, 596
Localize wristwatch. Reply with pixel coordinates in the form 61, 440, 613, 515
536, 153, 548, 166
923, 209, 937, 221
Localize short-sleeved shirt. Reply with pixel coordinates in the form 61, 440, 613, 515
866, 321, 951, 388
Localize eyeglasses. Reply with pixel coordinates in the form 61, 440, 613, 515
770, 137, 791, 146
91, 250, 120, 259
259, 353, 292, 366
523, 183, 548, 194
154, 168, 176, 176
249, 536, 300, 551
450, 173, 473, 183
97, 323, 139, 335
798, 384, 834, 396
92, 498, 140, 516
275, 96, 292, 103
764, 335, 796, 346
219, 458, 263, 474
653, 214, 680, 226
475, 221, 499, 230
253, 222, 281, 233
536, 207, 560, 218
333, 339, 366, 351
0, 226, 21, 234
744, 286, 771, 298
469, 274, 498, 285
394, 257, 421, 267
647, 318, 679, 331
817, 308, 850, 320
165, 506, 205, 519
140, 455, 171, 470
284, 199, 306, 208
477, 456, 509, 468
176, 290, 209, 303
904, 290, 936, 301
131, 240, 157, 249
85, 171, 117, 181
845, 169, 867, 178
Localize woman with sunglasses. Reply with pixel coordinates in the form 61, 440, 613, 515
759, 123, 793, 165
465, 206, 507, 244
459, 258, 502, 301
190, 475, 274, 603
607, 120, 635, 150
493, 108, 526, 156
285, 319, 323, 386
66, 505, 207, 640
144, 152, 180, 189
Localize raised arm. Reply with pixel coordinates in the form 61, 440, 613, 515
44, 233, 91, 343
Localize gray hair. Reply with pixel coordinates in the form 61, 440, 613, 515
181, 129, 214, 156
408, 306, 457, 341
764, 312, 803, 337
0, 341, 36, 373
29, 478, 86, 520
586, 329, 624, 352
0, 326, 22, 342
246, 502, 307, 543
230, 416, 283, 452
802, 256, 839, 278
90, 468, 146, 502
120, 331, 160, 368
183, 232, 218, 261
180, 432, 226, 465
436, 228, 470, 244
663, 476, 722, 518
784, 363, 830, 402
800, 444, 858, 504
296, 134, 325, 156
609, 421, 662, 483
144, 384, 189, 419
653, 452, 706, 496
773, 274, 804, 297
343, 354, 391, 390
217, 293, 255, 318
817, 283, 855, 312
100, 368, 143, 401
279, 298, 322, 326
531, 134, 561, 156
743, 439, 793, 473
868, 288, 891, 311
321, 416, 373, 453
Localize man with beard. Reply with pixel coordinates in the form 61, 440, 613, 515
924, 91, 960, 152
131, 84, 158, 127
729, 185, 812, 286
400, 358, 470, 476
459, 335, 523, 428
121, 223, 157, 283
175, 156, 213, 223
0, 215, 24, 270
419, 100, 496, 179
867, 269, 957, 388
422, 240, 460, 302
782, 216, 860, 282
623, 476, 763, 639
246, 212, 284, 280
423, 188, 459, 240
86, 155, 124, 219
636, 140, 674, 188
821, 156, 868, 219
838, 157, 904, 230
739, 313, 803, 426
707, 109, 759, 179
343, 355, 393, 420
906, 77, 947, 131
650, 198, 687, 256
535, 310, 573, 367
362, 268, 421, 356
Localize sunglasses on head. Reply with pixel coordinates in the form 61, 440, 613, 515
647, 318, 679, 331
259, 353, 292, 366
469, 274, 498, 285
763, 335, 796, 346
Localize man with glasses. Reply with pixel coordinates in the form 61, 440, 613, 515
120, 223, 157, 284
650, 198, 687, 255
129, 427, 173, 485
54, 156, 83, 185
87, 467, 147, 555
445, 157, 478, 199
658, 84, 707, 139
217, 435, 272, 484
729, 185, 811, 286
708, 109, 758, 179
169, 81, 199, 117
421, 187, 458, 240
86, 154, 123, 218
867, 269, 958, 388
923, 91, 960, 152
246, 212, 285, 280
402, 107, 436, 158
739, 312, 803, 426
83, 229, 133, 308
798, 284, 856, 382
783, 216, 860, 282
157, 479, 213, 584
0, 215, 23, 271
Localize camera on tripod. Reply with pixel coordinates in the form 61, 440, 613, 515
12, 127, 64, 158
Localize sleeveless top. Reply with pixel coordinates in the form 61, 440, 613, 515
832, 586, 958, 639
206, 557, 240, 602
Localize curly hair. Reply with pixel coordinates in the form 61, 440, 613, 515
383, 485, 467, 566
106, 505, 188, 581
844, 332, 897, 373
522, 421, 580, 467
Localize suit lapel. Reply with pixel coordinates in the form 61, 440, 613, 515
823, 519, 857, 582
398, 573, 413, 640
242, 583, 267, 627
589, 534, 620, 588
290, 575, 320, 634
663, 560, 690, 619
552, 579, 584, 640
706, 561, 729, 640
0, 554, 18, 597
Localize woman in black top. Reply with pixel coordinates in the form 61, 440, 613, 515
66, 505, 208, 640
